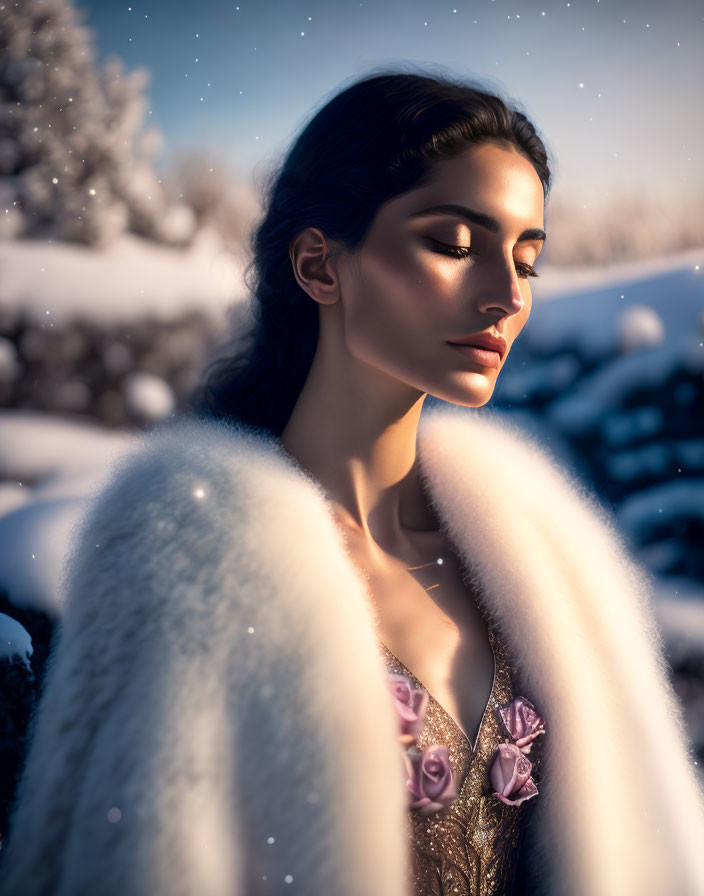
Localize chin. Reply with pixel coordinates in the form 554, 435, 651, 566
428, 386, 495, 409
457, 396, 493, 409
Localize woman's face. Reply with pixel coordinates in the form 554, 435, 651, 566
334, 141, 546, 407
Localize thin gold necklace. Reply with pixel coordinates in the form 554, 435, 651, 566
406, 557, 444, 592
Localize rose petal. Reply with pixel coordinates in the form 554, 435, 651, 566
420, 745, 456, 803
493, 776, 539, 806
490, 744, 527, 794
497, 696, 546, 753
504, 753, 531, 796
388, 673, 429, 740
404, 744, 457, 813
489, 743, 534, 802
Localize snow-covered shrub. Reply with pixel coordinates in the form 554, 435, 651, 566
492, 257, 704, 586
123, 371, 175, 422
0, 613, 32, 671
618, 305, 665, 353
0, 307, 218, 427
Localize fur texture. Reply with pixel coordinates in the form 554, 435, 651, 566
1, 404, 703, 896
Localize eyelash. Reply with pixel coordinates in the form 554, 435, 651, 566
427, 238, 539, 279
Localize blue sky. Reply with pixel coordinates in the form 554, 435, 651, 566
74, 0, 703, 204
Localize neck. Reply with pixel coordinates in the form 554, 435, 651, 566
280, 341, 439, 548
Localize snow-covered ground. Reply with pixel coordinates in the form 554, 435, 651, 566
0, 412, 137, 616
534, 247, 703, 305
0, 225, 248, 324
526, 246, 704, 357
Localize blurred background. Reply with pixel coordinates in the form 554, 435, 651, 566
1, 0, 703, 836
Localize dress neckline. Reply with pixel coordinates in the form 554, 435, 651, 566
381, 631, 498, 754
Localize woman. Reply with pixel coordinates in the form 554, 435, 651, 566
2, 71, 703, 896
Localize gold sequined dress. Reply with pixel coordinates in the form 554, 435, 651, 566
380, 619, 543, 896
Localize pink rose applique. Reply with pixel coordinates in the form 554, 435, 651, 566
497, 695, 546, 754
489, 743, 539, 806
387, 672, 429, 745
404, 744, 458, 815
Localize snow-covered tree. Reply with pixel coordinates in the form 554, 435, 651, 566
0, 0, 195, 247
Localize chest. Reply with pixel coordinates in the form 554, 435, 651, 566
346, 533, 496, 750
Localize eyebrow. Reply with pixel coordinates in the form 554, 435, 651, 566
408, 203, 546, 243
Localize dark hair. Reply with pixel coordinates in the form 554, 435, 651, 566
190, 68, 553, 436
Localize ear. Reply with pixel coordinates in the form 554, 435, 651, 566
289, 227, 343, 306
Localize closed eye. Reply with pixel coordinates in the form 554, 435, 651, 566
425, 237, 474, 260
515, 262, 539, 279
426, 237, 539, 278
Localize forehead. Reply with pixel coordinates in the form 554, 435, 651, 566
386, 142, 545, 229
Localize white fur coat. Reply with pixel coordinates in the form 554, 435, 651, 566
2, 404, 703, 896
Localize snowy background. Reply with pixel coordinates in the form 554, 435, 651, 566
1, 0, 703, 843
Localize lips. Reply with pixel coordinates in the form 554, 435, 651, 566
447, 343, 502, 369
447, 332, 507, 359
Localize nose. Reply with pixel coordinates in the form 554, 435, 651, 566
476, 254, 526, 317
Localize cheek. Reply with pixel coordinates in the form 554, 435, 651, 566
348, 242, 439, 331
370, 238, 461, 311
340, 243, 449, 369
